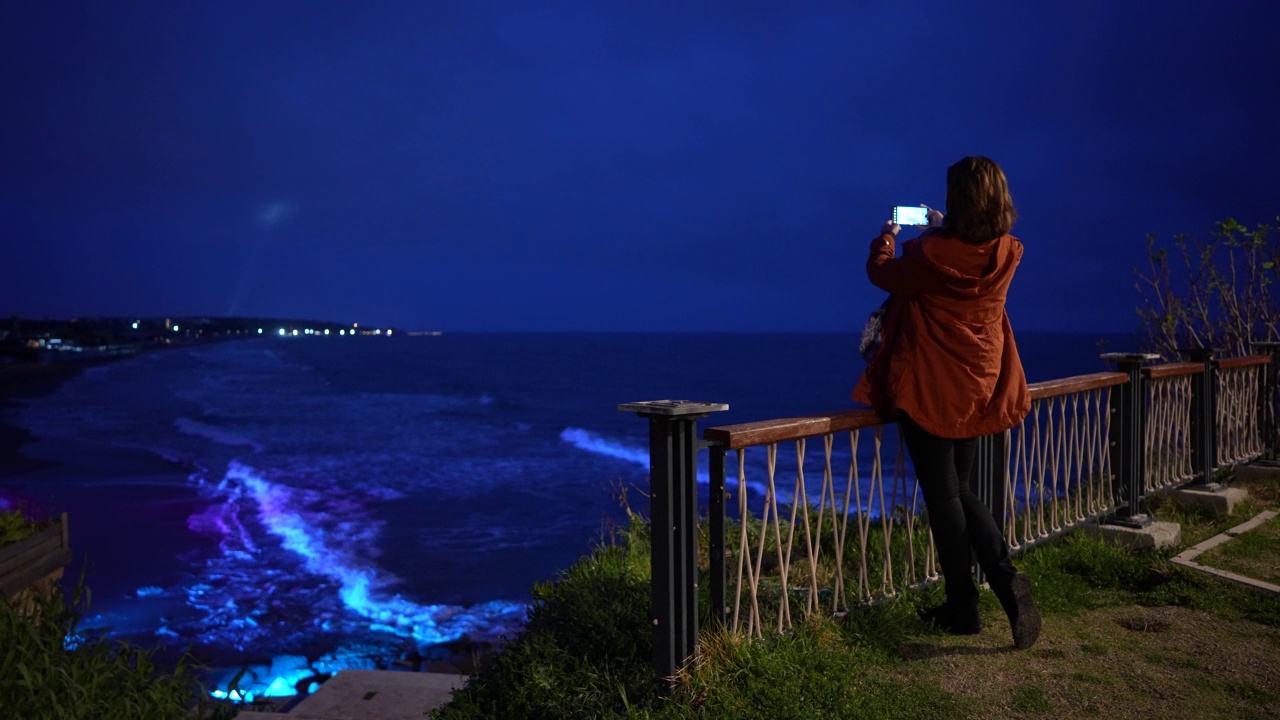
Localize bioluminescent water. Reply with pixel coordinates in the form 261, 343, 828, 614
3, 333, 1127, 701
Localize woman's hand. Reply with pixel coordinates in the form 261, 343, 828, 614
880, 221, 901, 237
923, 205, 944, 228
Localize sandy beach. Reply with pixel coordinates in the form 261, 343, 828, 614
0, 357, 125, 480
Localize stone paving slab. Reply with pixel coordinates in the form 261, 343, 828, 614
1169, 557, 1280, 594
1170, 510, 1280, 595
1225, 509, 1278, 536
227, 670, 468, 719
1174, 532, 1235, 561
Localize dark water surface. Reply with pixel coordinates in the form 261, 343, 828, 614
0, 331, 1132, 699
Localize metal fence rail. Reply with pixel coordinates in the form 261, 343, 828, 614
624, 350, 1277, 684
704, 410, 917, 638
700, 372, 1127, 640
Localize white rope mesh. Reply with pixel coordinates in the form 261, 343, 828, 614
1217, 365, 1264, 464
1145, 374, 1194, 491
725, 388, 1116, 635
718, 365, 1268, 637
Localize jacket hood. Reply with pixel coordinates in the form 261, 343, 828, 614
913, 231, 1022, 299
893, 231, 1023, 329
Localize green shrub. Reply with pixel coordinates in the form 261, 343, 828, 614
431, 516, 660, 719
0, 580, 231, 720
1135, 216, 1278, 358
0, 509, 45, 547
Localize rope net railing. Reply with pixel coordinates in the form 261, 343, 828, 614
706, 372, 1125, 638
1142, 363, 1199, 492
633, 351, 1278, 683
1006, 376, 1121, 550
1215, 356, 1271, 465
723, 425, 931, 638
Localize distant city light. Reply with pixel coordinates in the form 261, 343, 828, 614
173, 325, 179, 332
339, 329, 345, 336
292, 329, 298, 336
131, 322, 138, 329
278, 328, 286, 336
258, 328, 263, 334
353, 323, 358, 328
387, 329, 393, 336
324, 329, 329, 335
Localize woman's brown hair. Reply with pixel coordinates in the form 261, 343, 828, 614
942, 156, 1017, 244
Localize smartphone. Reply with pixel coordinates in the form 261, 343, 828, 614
892, 205, 929, 227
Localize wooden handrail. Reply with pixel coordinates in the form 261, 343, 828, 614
1143, 362, 1203, 379
704, 409, 882, 450
1215, 354, 1273, 370
705, 371, 1131, 450
1027, 372, 1127, 400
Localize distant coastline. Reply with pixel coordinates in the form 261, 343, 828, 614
0, 314, 415, 483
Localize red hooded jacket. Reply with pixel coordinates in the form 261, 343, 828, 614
851, 229, 1031, 439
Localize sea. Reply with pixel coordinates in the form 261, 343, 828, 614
0, 331, 1130, 700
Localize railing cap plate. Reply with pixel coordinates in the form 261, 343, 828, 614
618, 399, 729, 416
1100, 352, 1160, 363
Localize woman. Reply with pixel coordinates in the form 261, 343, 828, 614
852, 156, 1040, 649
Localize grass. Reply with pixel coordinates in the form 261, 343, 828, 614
1196, 515, 1280, 584
1009, 684, 1052, 713
5, 470, 1274, 718
431, 468, 1280, 720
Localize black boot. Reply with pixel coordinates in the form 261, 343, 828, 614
992, 572, 1041, 649
918, 600, 982, 635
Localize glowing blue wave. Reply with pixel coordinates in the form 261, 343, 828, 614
230, 462, 525, 644
558, 427, 649, 465
204, 462, 526, 702
558, 427, 769, 495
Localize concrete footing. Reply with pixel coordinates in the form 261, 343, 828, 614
1234, 461, 1280, 482
1084, 516, 1182, 550
231, 670, 468, 719
1168, 483, 1249, 515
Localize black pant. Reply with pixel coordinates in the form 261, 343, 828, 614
899, 416, 1017, 607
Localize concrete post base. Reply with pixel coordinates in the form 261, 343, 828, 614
1168, 483, 1248, 515
1233, 461, 1280, 483
230, 670, 467, 719
1083, 517, 1181, 550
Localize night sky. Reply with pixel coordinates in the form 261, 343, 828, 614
2, 1, 1277, 332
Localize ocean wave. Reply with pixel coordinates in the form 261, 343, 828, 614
176, 417, 264, 453
226, 462, 525, 646
558, 427, 768, 495
558, 427, 649, 466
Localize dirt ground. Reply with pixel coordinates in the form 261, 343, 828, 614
897, 604, 1280, 719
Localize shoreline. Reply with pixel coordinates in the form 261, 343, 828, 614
0, 349, 502, 694
0, 356, 134, 482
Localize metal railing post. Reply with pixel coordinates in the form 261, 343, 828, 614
618, 399, 728, 687
1184, 347, 1219, 485
707, 443, 728, 630
1101, 353, 1159, 527
1253, 341, 1280, 456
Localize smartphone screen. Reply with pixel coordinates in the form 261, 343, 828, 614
892, 206, 929, 226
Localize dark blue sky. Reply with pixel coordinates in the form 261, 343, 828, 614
2, 1, 1277, 332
